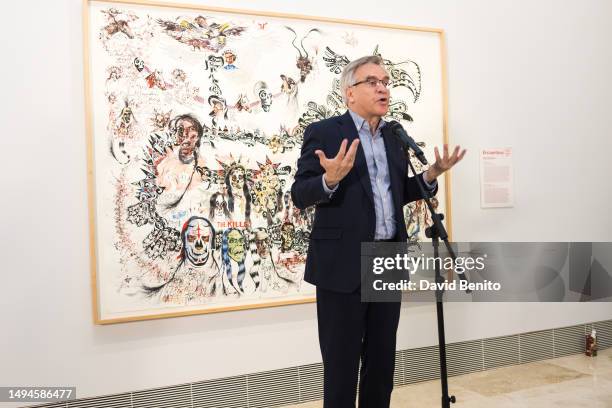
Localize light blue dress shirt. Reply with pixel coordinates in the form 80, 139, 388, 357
321, 110, 437, 240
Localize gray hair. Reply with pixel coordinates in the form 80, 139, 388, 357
339, 55, 386, 105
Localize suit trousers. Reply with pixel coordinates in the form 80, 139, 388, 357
316, 286, 401, 408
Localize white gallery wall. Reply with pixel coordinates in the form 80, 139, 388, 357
1, 0, 611, 405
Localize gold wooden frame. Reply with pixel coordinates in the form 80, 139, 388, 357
83, 0, 451, 324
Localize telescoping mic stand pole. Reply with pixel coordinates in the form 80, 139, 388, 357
403, 151, 471, 408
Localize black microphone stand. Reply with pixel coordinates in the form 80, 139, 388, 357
404, 150, 471, 408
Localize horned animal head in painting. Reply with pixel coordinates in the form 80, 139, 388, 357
285, 27, 321, 83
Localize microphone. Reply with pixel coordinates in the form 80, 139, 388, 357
386, 120, 428, 165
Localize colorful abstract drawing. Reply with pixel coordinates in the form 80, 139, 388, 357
85, 0, 449, 323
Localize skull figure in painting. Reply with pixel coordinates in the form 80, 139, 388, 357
254, 81, 273, 112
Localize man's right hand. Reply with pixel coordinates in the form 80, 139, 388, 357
314, 138, 360, 188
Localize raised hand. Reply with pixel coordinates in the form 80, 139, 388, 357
314, 138, 360, 188
427, 144, 466, 181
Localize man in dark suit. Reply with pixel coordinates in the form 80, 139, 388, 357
291, 55, 465, 408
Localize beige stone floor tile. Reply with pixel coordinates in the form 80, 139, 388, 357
390, 380, 448, 407
451, 361, 587, 397
601, 370, 612, 382
451, 395, 524, 408
546, 348, 612, 376
391, 380, 455, 407
504, 374, 612, 408
390, 379, 510, 408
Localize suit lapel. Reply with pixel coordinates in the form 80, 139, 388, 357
337, 111, 374, 205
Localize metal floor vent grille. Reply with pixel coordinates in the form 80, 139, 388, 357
446, 340, 483, 377
404, 345, 440, 384
553, 325, 586, 357
132, 384, 191, 408
297, 363, 323, 402
519, 330, 554, 363
484, 334, 519, 369
192, 375, 246, 408
191, 375, 247, 408
247, 367, 299, 408
393, 350, 406, 386
25, 319, 611, 408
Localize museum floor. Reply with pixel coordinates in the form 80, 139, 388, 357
284, 347, 612, 407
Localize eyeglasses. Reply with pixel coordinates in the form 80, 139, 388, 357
351, 77, 390, 89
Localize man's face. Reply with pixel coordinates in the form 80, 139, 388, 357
177, 119, 199, 158
184, 219, 212, 266
346, 63, 390, 118
227, 229, 245, 262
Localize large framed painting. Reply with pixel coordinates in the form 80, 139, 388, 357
84, 0, 451, 323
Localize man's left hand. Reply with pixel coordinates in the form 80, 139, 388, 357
424, 144, 466, 183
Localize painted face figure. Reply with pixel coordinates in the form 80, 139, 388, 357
280, 74, 297, 102
227, 229, 245, 263
296, 57, 313, 83
255, 230, 270, 257
229, 166, 246, 191
254, 82, 272, 112
213, 194, 227, 218
281, 223, 295, 251
183, 217, 214, 266
120, 102, 133, 125
259, 89, 272, 112
176, 118, 199, 162
260, 165, 279, 189
212, 100, 225, 116
223, 50, 236, 65
134, 57, 144, 72
194, 16, 207, 28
